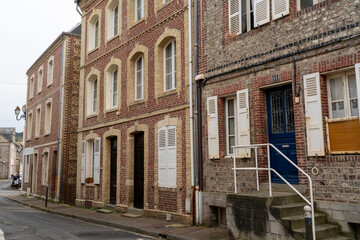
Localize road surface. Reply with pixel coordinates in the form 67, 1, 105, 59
0, 180, 152, 240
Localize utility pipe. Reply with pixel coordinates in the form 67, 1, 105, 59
75, 0, 82, 16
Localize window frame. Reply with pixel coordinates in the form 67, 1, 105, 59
163, 40, 177, 92
135, 55, 144, 100
326, 70, 357, 120
225, 96, 238, 156
29, 75, 35, 100
228, 0, 254, 36
297, 0, 326, 10
37, 66, 43, 94
92, 78, 98, 113
35, 106, 41, 138
44, 99, 52, 135
26, 111, 33, 140
113, 5, 119, 36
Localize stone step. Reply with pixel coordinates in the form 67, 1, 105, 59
96, 208, 113, 214
271, 202, 307, 218
322, 235, 350, 240
121, 213, 141, 218
127, 207, 143, 216
293, 224, 339, 240
282, 213, 327, 230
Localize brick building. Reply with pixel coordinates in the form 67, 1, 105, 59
76, 0, 193, 223
0, 128, 19, 179
197, 0, 360, 238
23, 24, 81, 205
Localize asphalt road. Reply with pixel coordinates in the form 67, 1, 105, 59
0, 180, 152, 240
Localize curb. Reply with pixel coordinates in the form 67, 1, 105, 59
4, 196, 194, 240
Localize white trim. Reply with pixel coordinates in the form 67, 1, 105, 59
135, 55, 144, 100
163, 40, 176, 92
225, 97, 237, 156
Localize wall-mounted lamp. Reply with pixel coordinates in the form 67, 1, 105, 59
14, 105, 26, 121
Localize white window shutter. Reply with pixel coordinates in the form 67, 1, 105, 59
93, 138, 101, 184
254, 0, 270, 27
229, 0, 241, 35
355, 63, 360, 119
158, 128, 167, 187
272, 0, 289, 20
167, 126, 177, 188
81, 141, 86, 184
304, 73, 325, 156
236, 89, 251, 158
207, 96, 219, 159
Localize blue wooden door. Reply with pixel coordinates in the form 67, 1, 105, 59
266, 86, 299, 184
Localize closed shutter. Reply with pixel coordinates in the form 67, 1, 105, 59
229, 0, 241, 35
158, 127, 167, 187
254, 0, 270, 27
167, 126, 177, 188
81, 141, 86, 184
93, 138, 101, 184
304, 73, 325, 156
25, 156, 30, 183
355, 63, 360, 119
272, 0, 289, 20
236, 89, 251, 158
207, 96, 219, 159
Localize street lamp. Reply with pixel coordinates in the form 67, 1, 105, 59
14, 105, 26, 121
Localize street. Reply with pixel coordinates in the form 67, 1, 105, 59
0, 180, 152, 240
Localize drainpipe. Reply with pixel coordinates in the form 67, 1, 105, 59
188, 0, 195, 223
193, 0, 201, 225
56, 36, 66, 202
74, 0, 82, 16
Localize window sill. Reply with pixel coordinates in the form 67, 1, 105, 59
34, 136, 40, 140
26, 138, 31, 142
158, 186, 177, 192
47, 83, 52, 88
128, 99, 146, 107
88, 46, 100, 55
37, 91, 42, 95
156, 89, 178, 99
44, 132, 50, 137
41, 183, 48, 187
105, 107, 119, 114
86, 112, 99, 119
129, 17, 146, 30
84, 183, 95, 187
106, 34, 120, 44
155, 0, 173, 12
326, 116, 359, 123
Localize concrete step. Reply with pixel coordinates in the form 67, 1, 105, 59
282, 213, 327, 230
271, 202, 307, 218
121, 213, 141, 218
293, 224, 339, 240
322, 235, 350, 240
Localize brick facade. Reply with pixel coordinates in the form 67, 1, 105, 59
76, 0, 192, 223
198, 0, 360, 235
23, 28, 81, 204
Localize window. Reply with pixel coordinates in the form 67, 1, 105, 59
37, 67, 43, 94
35, 107, 41, 138
226, 97, 237, 155
164, 41, 176, 91
44, 100, 52, 135
327, 72, 358, 119
88, 12, 101, 51
42, 152, 49, 185
92, 78, 98, 113
112, 70, 118, 107
299, 0, 325, 9
81, 138, 101, 184
106, 1, 120, 40
158, 126, 176, 188
229, 0, 255, 35
29, 76, 35, 99
163, 0, 171, 3
135, 56, 144, 100
135, 0, 144, 21
25, 155, 30, 183
27, 111, 33, 140
47, 57, 54, 86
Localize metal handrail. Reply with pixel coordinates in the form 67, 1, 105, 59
231, 143, 316, 240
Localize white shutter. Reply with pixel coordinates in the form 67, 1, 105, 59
81, 141, 86, 184
229, 0, 241, 35
254, 0, 270, 27
355, 63, 360, 119
304, 73, 325, 156
167, 126, 177, 188
236, 89, 251, 158
158, 127, 167, 187
207, 96, 219, 159
272, 0, 289, 20
93, 138, 101, 184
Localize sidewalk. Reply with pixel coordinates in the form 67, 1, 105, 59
5, 195, 229, 240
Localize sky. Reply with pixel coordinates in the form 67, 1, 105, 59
0, 1, 81, 133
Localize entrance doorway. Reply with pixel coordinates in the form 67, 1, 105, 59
133, 132, 144, 209
266, 86, 299, 184
32, 154, 38, 194
110, 137, 117, 205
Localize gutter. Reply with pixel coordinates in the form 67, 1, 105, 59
75, 0, 82, 16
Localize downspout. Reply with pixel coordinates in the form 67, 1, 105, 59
293, 56, 301, 97
193, 0, 200, 225
56, 36, 66, 202
188, 0, 195, 224
75, 0, 82, 16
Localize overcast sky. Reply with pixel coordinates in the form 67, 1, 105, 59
0, 1, 81, 133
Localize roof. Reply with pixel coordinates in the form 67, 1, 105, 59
26, 23, 81, 74
0, 128, 15, 143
